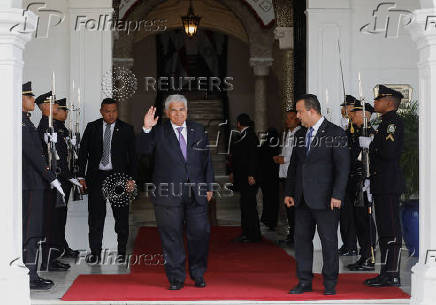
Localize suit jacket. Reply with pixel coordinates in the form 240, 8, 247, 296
369, 110, 405, 195
285, 118, 350, 209
136, 119, 214, 206
78, 118, 137, 188
229, 126, 259, 189
22, 112, 56, 190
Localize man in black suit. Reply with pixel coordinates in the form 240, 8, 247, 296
137, 94, 214, 290
78, 98, 136, 263
284, 94, 350, 296
229, 113, 261, 242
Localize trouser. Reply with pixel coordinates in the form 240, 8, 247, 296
339, 188, 357, 250
294, 200, 340, 289
374, 194, 402, 277
279, 179, 295, 234
154, 185, 210, 283
22, 190, 45, 281
41, 189, 65, 268
260, 178, 279, 228
88, 170, 130, 255
239, 183, 261, 240
57, 182, 72, 253
353, 196, 377, 258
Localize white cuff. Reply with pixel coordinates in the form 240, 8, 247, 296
142, 127, 152, 133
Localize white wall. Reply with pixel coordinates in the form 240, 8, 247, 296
307, 0, 419, 125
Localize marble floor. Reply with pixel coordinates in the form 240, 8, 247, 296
30, 177, 416, 304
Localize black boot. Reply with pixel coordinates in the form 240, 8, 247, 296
347, 256, 375, 271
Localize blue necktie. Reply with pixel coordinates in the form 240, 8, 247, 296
305, 127, 314, 155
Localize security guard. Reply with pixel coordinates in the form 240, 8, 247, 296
346, 101, 377, 271
338, 95, 358, 256
22, 82, 63, 290
36, 92, 71, 272
53, 98, 81, 259
359, 85, 405, 287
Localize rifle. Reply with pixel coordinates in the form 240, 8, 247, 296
338, 40, 354, 133
47, 72, 66, 208
67, 85, 84, 200
358, 73, 375, 264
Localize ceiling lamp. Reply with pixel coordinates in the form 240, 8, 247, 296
181, 0, 201, 38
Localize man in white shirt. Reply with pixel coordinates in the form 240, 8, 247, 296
273, 110, 300, 243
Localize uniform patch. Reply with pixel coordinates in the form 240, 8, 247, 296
387, 124, 396, 134
386, 134, 395, 142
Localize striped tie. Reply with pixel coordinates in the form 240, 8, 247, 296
101, 124, 111, 166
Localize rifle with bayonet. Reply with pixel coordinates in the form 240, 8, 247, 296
47, 73, 66, 208
67, 86, 83, 200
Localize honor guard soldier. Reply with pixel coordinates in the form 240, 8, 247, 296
359, 85, 405, 287
35, 92, 71, 272
338, 95, 359, 256
53, 98, 82, 259
22, 82, 63, 290
346, 101, 377, 271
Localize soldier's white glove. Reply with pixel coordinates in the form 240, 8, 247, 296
70, 137, 77, 146
50, 179, 65, 198
359, 136, 372, 149
44, 132, 58, 144
69, 178, 82, 188
363, 178, 372, 202
340, 117, 349, 130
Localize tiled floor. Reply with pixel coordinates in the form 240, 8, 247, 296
30, 179, 416, 303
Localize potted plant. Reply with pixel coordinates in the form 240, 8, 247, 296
399, 101, 419, 257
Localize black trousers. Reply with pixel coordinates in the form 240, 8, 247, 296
294, 200, 340, 288
88, 170, 129, 255
239, 183, 261, 240
279, 179, 295, 233
353, 202, 376, 258
374, 194, 402, 276
22, 190, 45, 280
154, 187, 210, 283
260, 179, 279, 228
57, 182, 72, 253
41, 189, 65, 267
339, 188, 357, 250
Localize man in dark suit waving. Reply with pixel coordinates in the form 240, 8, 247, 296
137, 94, 214, 290
78, 98, 136, 263
285, 94, 350, 295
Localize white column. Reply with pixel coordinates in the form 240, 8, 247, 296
408, 6, 436, 305
0, 3, 36, 304
250, 57, 273, 133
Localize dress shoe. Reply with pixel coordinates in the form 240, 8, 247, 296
338, 246, 358, 256
194, 277, 206, 288
364, 275, 401, 287
38, 277, 54, 285
168, 281, 184, 290
241, 237, 262, 243
233, 234, 248, 242
324, 287, 336, 295
41, 260, 70, 271
63, 247, 80, 259
30, 278, 54, 290
289, 283, 312, 294
85, 253, 101, 264
347, 257, 375, 271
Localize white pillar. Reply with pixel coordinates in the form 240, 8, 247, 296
408, 6, 436, 305
250, 57, 273, 133
0, 2, 36, 304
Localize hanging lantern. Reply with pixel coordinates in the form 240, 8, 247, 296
181, 0, 201, 38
